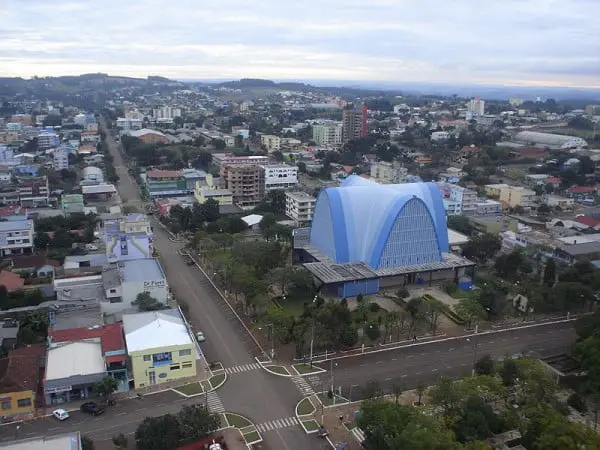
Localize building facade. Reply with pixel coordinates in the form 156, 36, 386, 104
312, 123, 343, 146
0, 219, 34, 257
370, 161, 407, 184
211, 154, 268, 169
342, 106, 368, 143
260, 135, 281, 152
285, 191, 316, 225
144, 170, 188, 198
123, 310, 196, 389
499, 186, 537, 209
468, 97, 485, 116
53, 146, 69, 171
437, 183, 477, 215
221, 165, 262, 208
37, 132, 60, 150
194, 175, 233, 206
260, 164, 298, 192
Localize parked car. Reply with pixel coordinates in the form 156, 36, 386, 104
80, 401, 105, 416
85, 244, 98, 251
52, 408, 70, 421
196, 331, 206, 342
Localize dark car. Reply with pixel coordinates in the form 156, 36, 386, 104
186, 258, 195, 265
80, 402, 105, 416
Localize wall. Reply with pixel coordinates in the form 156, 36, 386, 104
102, 278, 168, 314
0, 390, 35, 416
130, 344, 196, 388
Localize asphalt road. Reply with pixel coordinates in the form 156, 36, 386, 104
99, 119, 318, 450
307, 321, 576, 402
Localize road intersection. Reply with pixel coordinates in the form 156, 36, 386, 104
0, 120, 577, 449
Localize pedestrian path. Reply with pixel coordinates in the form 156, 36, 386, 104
224, 363, 262, 375
292, 376, 315, 396
352, 427, 366, 444
256, 416, 299, 433
206, 391, 225, 413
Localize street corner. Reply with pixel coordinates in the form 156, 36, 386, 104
171, 373, 228, 398
295, 396, 322, 435
291, 363, 327, 376
221, 412, 263, 446
255, 356, 294, 377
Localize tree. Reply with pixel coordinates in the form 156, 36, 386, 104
392, 382, 404, 405
415, 381, 427, 406
461, 234, 501, 262
454, 396, 501, 443
455, 296, 485, 329
81, 436, 95, 450
474, 354, 495, 376
133, 292, 166, 311
429, 376, 463, 416
111, 433, 128, 449
543, 259, 556, 287
50, 228, 74, 249
259, 212, 277, 232
362, 380, 383, 399
357, 401, 459, 450
213, 139, 226, 150
499, 358, 518, 386
447, 215, 473, 236
135, 414, 181, 450
92, 376, 119, 399
396, 286, 409, 299
177, 405, 220, 441
34, 232, 51, 251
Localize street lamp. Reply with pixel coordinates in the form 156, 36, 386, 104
330, 360, 338, 405
466, 337, 479, 376
259, 323, 275, 359
309, 294, 318, 367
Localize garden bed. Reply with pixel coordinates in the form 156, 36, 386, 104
293, 363, 323, 375
297, 397, 316, 416
265, 365, 291, 375
301, 419, 321, 432
224, 413, 252, 428
174, 382, 204, 396
210, 374, 226, 389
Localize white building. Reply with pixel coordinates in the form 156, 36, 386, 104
468, 97, 485, 116
546, 195, 574, 210
261, 135, 281, 152
212, 154, 268, 169
0, 219, 34, 256
370, 161, 407, 184
37, 132, 60, 150
261, 164, 298, 192
285, 191, 316, 225
475, 199, 503, 216
101, 258, 169, 314
438, 183, 477, 215
82, 166, 104, 184
312, 123, 343, 146
431, 131, 451, 141
153, 106, 182, 120
53, 146, 69, 171
513, 131, 588, 150
116, 118, 143, 131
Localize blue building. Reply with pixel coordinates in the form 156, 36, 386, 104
294, 176, 474, 297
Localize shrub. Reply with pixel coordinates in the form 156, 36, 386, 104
369, 302, 381, 313
567, 392, 588, 413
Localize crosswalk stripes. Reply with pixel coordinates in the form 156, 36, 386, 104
352, 427, 366, 443
256, 416, 299, 433
206, 391, 225, 413
224, 363, 262, 374
292, 376, 315, 396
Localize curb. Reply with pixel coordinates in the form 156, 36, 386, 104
295, 397, 321, 435
312, 318, 577, 363
219, 412, 263, 448
290, 363, 327, 377
254, 356, 293, 377
172, 371, 228, 398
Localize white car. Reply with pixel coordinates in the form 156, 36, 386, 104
85, 244, 98, 251
196, 331, 206, 342
53, 409, 70, 421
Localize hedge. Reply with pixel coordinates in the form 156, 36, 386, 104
422, 294, 466, 325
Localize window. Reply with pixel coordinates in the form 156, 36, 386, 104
182, 362, 193, 369
170, 364, 180, 371
1, 401, 10, 410
178, 349, 191, 357
109, 288, 117, 294
143, 355, 151, 361
17, 398, 31, 408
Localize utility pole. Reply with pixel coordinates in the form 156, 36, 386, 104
309, 294, 318, 366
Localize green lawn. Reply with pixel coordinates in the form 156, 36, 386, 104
210, 374, 226, 389
301, 419, 321, 432
293, 363, 323, 374
266, 365, 290, 375
297, 397, 316, 415
317, 392, 347, 406
243, 431, 261, 443
175, 382, 204, 396
225, 413, 252, 428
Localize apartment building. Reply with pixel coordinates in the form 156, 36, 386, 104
211, 153, 268, 169
499, 186, 537, 209
0, 219, 34, 257
312, 122, 343, 146
153, 106, 182, 119
475, 199, 503, 216
370, 161, 407, 184
194, 174, 233, 206
342, 106, 367, 143
116, 118, 143, 131
144, 170, 187, 198
285, 191, 316, 225
484, 183, 509, 198
438, 183, 477, 215
468, 97, 485, 116
261, 135, 281, 152
221, 165, 262, 208
260, 164, 298, 193
53, 146, 69, 171
16, 176, 49, 207
37, 131, 59, 150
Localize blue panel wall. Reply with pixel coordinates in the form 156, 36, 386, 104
338, 279, 380, 297
309, 190, 338, 261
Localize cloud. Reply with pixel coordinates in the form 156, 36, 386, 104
1, 0, 599, 87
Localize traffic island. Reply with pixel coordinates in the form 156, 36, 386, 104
173, 382, 205, 397
296, 397, 316, 416
263, 364, 292, 376
317, 392, 350, 407
173, 365, 228, 398
300, 418, 321, 433
221, 413, 263, 446
292, 363, 326, 376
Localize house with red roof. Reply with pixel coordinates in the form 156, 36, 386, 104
566, 185, 596, 201
0, 343, 46, 416
0, 270, 24, 292
49, 323, 128, 394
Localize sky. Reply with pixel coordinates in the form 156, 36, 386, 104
1, 0, 599, 88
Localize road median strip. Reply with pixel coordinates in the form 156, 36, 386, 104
292, 363, 326, 376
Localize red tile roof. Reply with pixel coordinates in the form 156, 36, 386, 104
575, 216, 600, 227
147, 170, 182, 178
105, 355, 126, 364
546, 177, 561, 184
568, 185, 596, 194
9, 255, 59, 270
0, 271, 24, 292
0, 344, 45, 394
0, 206, 27, 217
50, 323, 125, 355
